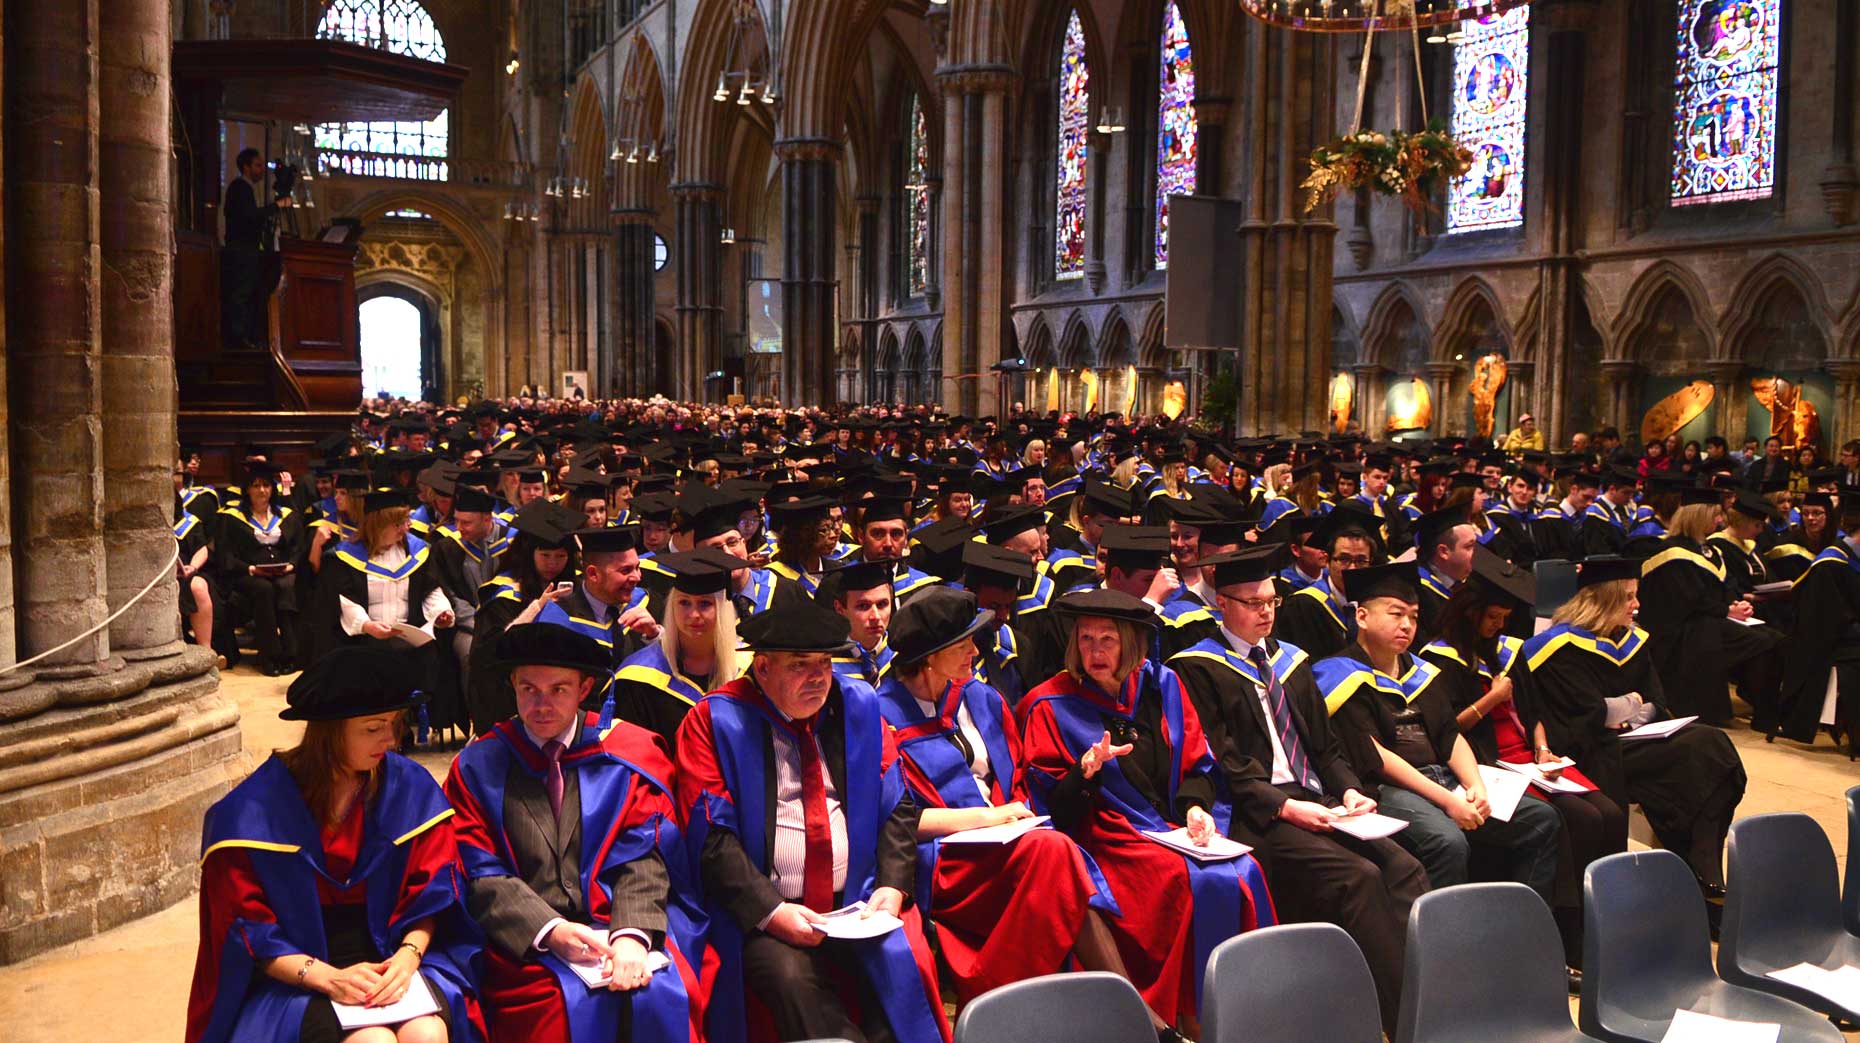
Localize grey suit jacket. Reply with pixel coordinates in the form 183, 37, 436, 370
466, 739, 671, 962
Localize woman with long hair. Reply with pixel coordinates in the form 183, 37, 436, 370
612, 550, 746, 749
1018, 589, 1276, 1038
462, 502, 584, 735
219, 462, 305, 675
764, 497, 840, 595
1523, 559, 1747, 901
1419, 563, 1626, 971
187, 647, 483, 1043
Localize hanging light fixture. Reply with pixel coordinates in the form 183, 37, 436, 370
720, 226, 737, 244
646, 142, 660, 163
1095, 105, 1127, 134
1237, 0, 1529, 32
737, 82, 755, 106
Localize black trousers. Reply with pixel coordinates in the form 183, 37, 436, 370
1236, 788, 1429, 1036
741, 931, 900, 1043
233, 573, 298, 662
1541, 788, 1628, 967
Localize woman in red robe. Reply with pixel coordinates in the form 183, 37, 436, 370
1016, 589, 1275, 1039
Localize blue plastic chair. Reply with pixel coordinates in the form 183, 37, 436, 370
1397, 882, 1603, 1043
1581, 850, 1844, 1042
954, 971, 1156, 1043
1844, 784, 1859, 938
1720, 813, 1860, 1023
1201, 923, 1382, 1043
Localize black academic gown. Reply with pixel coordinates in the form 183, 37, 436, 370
1776, 543, 1860, 750
1637, 536, 1784, 725
1272, 581, 1355, 663
1526, 625, 1747, 884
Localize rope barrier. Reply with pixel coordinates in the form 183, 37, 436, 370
0, 541, 182, 676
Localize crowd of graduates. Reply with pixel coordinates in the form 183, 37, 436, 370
178, 397, 1858, 1043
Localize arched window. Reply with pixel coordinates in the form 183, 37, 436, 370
314, 0, 450, 181
1055, 10, 1090, 280
1671, 0, 1780, 205
1154, 0, 1197, 270
906, 94, 933, 297
1447, 8, 1529, 233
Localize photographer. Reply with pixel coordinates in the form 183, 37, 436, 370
221, 147, 294, 349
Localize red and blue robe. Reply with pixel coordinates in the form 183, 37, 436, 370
186, 753, 483, 1043
674, 676, 950, 1043
445, 714, 707, 1043
1017, 663, 1276, 1023
876, 673, 1113, 1000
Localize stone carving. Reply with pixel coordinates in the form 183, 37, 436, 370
1468, 353, 1508, 439
1329, 372, 1354, 433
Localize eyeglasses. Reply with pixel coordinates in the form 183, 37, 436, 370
1330, 554, 1373, 568
1223, 595, 1282, 613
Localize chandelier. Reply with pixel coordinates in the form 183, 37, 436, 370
1237, 0, 1529, 32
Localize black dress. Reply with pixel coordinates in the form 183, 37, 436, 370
216, 505, 304, 666
1526, 624, 1746, 887
1637, 535, 1783, 725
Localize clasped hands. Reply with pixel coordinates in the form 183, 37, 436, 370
311, 946, 421, 1007
546, 921, 654, 993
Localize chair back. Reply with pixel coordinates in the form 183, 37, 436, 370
1723, 813, 1844, 980
954, 972, 1155, 1043
1845, 784, 1860, 937
1398, 882, 1592, 1043
1201, 923, 1382, 1043
1580, 851, 1715, 1040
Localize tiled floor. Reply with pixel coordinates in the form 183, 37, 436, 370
0, 666, 1853, 1042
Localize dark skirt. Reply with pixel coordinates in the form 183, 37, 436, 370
298, 904, 451, 1043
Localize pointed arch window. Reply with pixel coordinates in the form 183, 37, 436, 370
1670, 0, 1780, 205
1055, 10, 1091, 280
906, 94, 933, 296
1154, 0, 1197, 270
314, 0, 450, 181
1447, 8, 1529, 232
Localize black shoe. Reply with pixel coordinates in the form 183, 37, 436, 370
1567, 967, 1583, 994
1699, 881, 1727, 903
1158, 1029, 1195, 1043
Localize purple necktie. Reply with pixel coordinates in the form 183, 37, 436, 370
543, 740, 566, 820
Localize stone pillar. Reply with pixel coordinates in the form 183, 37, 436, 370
938, 78, 965, 413
0, 0, 13, 685
1536, 0, 1597, 446
936, 67, 1012, 415
613, 212, 655, 397
1826, 361, 1860, 443
1425, 361, 1460, 438
6, 0, 111, 670
778, 139, 838, 408
1706, 360, 1741, 441
975, 83, 1008, 418
1194, 97, 1230, 195
1352, 363, 1387, 436
1601, 360, 1638, 435
673, 182, 722, 401
1234, 25, 1339, 435
99, 0, 179, 656
1507, 360, 1536, 432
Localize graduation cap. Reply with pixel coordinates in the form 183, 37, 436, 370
1468, 544, 1535, 608
961, 541, 1035, 590
631, 491, 675, 523
1417, 457, 1458, 478
854, 497, 911, 526
1099, 524, 1170, 573
280, 647, 427, 722
1412, 506, 1472, 554
910, 517, 976, 580
1053, 588, 1160, 628
1345, 561, 1420, 605
1801, 491, 1836, 511
1080, 479, 1134, 519
1728, 491, 1777, 523
1201, 543, 1289, 588
333, 469, 373, 491
737, 596, 853, 653
496, 623, 610, 677
362, 487, 415, 513
1312, 502, 1380, 553
821, 557, 898, 597
1678, 486, 1722, 507
241, 460, 283, 485
453, 486, 499, 514
981, 504, 1045, 544
510, 499, 587, 548
1809, 467, 1844, 487
656, 549, 748, 596
1567, 470, 1603, 489
1447, 472, 1489, 491
1604, 465, 1642, 488
769, 495, 837, 530
1575, 555, 1639, 589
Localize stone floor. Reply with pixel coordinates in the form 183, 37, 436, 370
0, 663, 1854, 1042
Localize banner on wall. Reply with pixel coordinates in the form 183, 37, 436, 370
1329, 373, 1354, 434
1081, 369, 1100, 413
1751, 376, 1822, 450
1469, 354, 1508, 439
1641, 380, 1715, 447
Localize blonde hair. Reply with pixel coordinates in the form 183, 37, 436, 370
660, 588, 742, 681
362, 505, 412, 554
1669, 502, 1719, 543
1110, 456, 1140, 488
1063, 615, 1149, 685
1552, 578, 1636, 636
1021, 439, 1046, 466
1263, 463, 1292, 496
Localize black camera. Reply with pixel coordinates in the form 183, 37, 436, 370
271, 162, 300, 198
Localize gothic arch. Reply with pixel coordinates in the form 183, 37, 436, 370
1360, 282, 1432, 369
615, 35, 669, 212
1721, 253, 1836, 364
342, 186, 501, 288
1024, 317, 1057, 369
1100, 310, 1135, 369
1137, 301, 1167, 369
876, 325, 902, 402
1057, 311, 1093, 369
567, 73, 610, 226
1610, 260, 1718, 362
778, 0, 899, 142
903, 325, 928, 405
675, 0, 772, 185
1434, 277, 1517, 363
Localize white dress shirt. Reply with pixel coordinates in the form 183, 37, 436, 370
1220, 627, 1295, 786
769, 724, 849, 901
914, 693, 994, 802
337, 544, 450, 637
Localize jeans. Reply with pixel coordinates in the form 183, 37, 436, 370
1378, 763, 1561, 897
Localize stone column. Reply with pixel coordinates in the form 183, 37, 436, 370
975, 81, 1009, 418
613, 211, 655, 397
778, 138, 839, 408
1826, 361, 1860, 443
1352, 363, 1387, 436
6, 0, 111, 670
0, 0, 12, 686
672, 182, 722, 401
1600, 360, 1638, 435
1536, 0, 1597, 446
1506, 360, 1536, 432
938, 77, 965, 413
99, 0, 179, 656
936, 67, 1012, 415
1706, 360, 1742, 441
1425, 361, 1460, 438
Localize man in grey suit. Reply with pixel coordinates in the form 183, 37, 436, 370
445, 623, 702, 1040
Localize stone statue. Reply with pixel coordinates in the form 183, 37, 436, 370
1468, 353, 1508, 439
1330, 372, 1354, 434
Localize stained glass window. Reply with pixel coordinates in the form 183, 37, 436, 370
314, 0, 450, 181
1154, 1, 1197, 269
1670, 0, 1780, 205
1447, 8, 1529, 233
1055, 11, 1090, 280
906, 94, 932, 296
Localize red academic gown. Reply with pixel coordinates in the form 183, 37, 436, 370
875, 673, 1110, 1002
1017, 663, 1276, 1026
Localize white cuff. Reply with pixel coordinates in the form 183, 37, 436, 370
531, 917, 567, 953
608, 928, 653, 950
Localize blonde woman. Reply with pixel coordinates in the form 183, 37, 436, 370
1638, 492, 1781, 725
1021, 437, 1048, 469
611, 549, 746, 748
1523, 557, 1747, 898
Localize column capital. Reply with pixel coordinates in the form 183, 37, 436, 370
774, 137, 843, 164
1350, 362, 1388, 376
937, 63, 1017, 96
1192, 96, 1234, 125
1703, 359, 1746, 381
1538, 0, 1604, 33
610, 207, 657, 226
669, 181, 723, 203
1599, 358, 1640, 376
1423, 360, 1461, 379
1824, 359, 1860, 381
